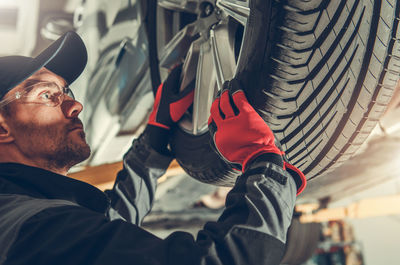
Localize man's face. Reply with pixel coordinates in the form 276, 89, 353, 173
2, 68, 90, 171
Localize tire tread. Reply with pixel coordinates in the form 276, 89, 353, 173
253, 0, 400, 179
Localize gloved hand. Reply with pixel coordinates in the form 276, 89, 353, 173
148, 65, 194, 130
145, 65, 194, 154
208, 79, 282, 171
208, 79, 306, 195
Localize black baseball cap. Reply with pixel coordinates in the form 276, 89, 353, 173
0, 31, 87, 100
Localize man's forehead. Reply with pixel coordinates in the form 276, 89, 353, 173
3, 68, 67, 98
23, 68, 67, 86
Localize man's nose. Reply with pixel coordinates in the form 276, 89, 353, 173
62, 97, 83, 118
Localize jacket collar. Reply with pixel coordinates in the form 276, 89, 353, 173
0, 163, 110, 214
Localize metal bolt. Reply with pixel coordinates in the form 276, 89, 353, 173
200, 2, 214, 17
205, 4, 212, 16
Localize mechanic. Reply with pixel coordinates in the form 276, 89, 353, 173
0, 31, 306, 265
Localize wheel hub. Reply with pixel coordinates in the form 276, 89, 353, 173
200, 2, 214, 17
157, 0, 250, 135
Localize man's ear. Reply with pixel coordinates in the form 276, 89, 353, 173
0, 118, 14, 143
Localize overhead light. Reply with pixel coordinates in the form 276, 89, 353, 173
0, 0, 39, 56
0, 8, 18, 29
0, 0, 17, 7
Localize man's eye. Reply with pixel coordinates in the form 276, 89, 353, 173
39, 92, 52, 101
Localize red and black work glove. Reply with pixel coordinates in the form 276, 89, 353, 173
208, 79, 306, 195
145, 65, 195, 155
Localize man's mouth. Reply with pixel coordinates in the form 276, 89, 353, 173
70, 125, 87, 141
70, 126, 83, 131
69, 119, 84, 132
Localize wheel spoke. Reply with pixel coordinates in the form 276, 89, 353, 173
159, 23, 199, 69
158, 0, 201, 13
210, 24, 237, 91
160, 0, 245, 134
192, 41, 217, 134
179, 38, 200, 92
176, 38, 203, 134
216, 0, 250, 26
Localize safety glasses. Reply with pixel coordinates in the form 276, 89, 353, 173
0, 81, 75, 108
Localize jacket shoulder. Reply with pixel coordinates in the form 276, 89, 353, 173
0, 194, 78, 264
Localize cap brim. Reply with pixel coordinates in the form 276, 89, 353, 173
34, 31, 87, 85
0, 31, 87, 98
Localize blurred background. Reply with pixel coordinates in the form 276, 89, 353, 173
1, 0, 400, 264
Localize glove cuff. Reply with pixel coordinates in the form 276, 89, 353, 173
143, 125, 171, 156
284, 162, 307, 196
243, 150, 307, 196
242, 148, 283, 172
245, 153, 284, 170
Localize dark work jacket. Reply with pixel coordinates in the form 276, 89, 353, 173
0, 133, 297, 265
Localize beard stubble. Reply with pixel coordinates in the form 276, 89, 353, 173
15, 120, 91, 171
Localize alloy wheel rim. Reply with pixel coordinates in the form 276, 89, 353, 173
156, 0, 251, 135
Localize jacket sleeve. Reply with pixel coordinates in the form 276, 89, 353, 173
170, 161, 297, 265
104, 132, 173, 224
6, 161, 297, 265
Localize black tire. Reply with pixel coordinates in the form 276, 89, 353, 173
167, 0, 400, 185
170, 128, 240, 186
280, 218, 321, 265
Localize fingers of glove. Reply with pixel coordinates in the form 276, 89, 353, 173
170, 89, 195, 122
227, 78, 253, 113
210, 96, 223, 124
228, 78, 243, 94
230, 89, 253, 114
164, 65, 183, 94
148, 83, 164, 123
219, 90, 236, 118
228, 79, 264, 123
